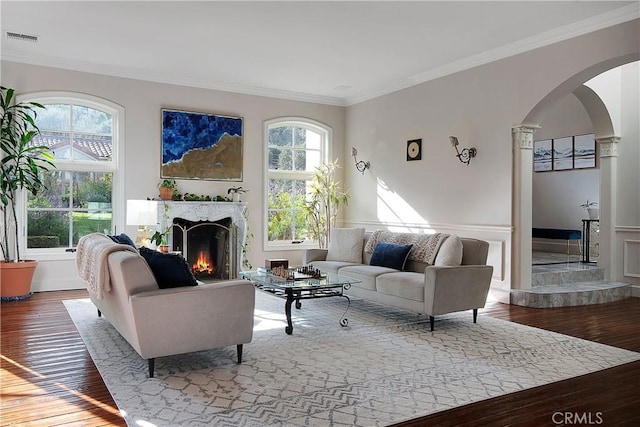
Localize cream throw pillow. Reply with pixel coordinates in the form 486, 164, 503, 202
326, 228, 365, 263
434, 234, 463, 266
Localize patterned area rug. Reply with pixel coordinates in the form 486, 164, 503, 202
64, 293, 640, 427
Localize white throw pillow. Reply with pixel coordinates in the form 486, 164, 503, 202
326, 228, 365, 263
434, 234, 463, 266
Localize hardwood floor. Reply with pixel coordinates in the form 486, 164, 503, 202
1, 291, 639, 426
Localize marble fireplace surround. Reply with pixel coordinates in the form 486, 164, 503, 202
157, 201, 248, 277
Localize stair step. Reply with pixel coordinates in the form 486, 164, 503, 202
511, 281, 631, 308
532, 267, 604, 285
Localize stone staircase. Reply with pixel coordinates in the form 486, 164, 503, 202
510, 252, 632, 308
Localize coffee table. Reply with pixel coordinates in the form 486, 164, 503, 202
240, 269, 361, 335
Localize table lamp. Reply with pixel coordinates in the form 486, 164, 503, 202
126, 200, 158, 247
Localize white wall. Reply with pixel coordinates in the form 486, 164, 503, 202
1, 61, 345, 291
343, 20, 639, 300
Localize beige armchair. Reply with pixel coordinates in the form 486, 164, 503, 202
83, 248, 255, 377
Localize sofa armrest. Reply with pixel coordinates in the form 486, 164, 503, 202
303, 248, 328, 264
424, 265, 494, 316
128, 280, 255, 359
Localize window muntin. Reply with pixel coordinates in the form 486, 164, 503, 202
20, 95, 119, 254
265, 119, 329, 248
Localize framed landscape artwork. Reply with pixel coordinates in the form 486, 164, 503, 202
573, 133, 596, 169
533, 139, 552, 172
161, 109, 244, 181
534, 134, 595, 172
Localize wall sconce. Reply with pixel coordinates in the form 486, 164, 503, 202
449, 136, 477, 165
351, 147, 370, 174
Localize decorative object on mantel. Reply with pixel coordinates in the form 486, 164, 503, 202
350, 147, 370, 174
406, 139, 422, 161
150, 202, 171, 252
227, 186, 247, 202
302, 159, 349, 248
158, 179, 177, 200
449, 136, 476, 165
1, 86, 56, 300
161, 109, 243, 181
580, 199, 599, 220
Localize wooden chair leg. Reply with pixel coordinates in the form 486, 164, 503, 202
237, 344, 243, 364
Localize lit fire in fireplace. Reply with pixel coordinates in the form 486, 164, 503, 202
192, 251, 214, 275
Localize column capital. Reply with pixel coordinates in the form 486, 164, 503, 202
597, 136, 621, 158
512, 124, 540, 150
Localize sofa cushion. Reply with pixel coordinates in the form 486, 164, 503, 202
139, 247, 198, 289
339, 265, 397, 291
108, 233, 137, 249
376, 272, 425, 302
434, 235, 463, 266
326, 227, 365, 263
370, 242, 413, 270
309, 260, 360, 274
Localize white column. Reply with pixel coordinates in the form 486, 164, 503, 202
597, 136, 620, 280
511, 125, 539, 290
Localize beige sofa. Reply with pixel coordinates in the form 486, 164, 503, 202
303, 230, 493, 331
77, 234, 255, 377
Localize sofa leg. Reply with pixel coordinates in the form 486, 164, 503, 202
237, 344, 243, 364
97, 309, 101, 317
473, 308, 478, 323
429, 316, 435, 331
148, 358, 155, 378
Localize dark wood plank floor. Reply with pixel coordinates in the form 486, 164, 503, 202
1, 291, 639, 426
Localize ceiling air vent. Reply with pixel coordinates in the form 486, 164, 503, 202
6, 32, 38, 43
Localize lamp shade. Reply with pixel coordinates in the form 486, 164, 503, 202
126, 200, 158, 226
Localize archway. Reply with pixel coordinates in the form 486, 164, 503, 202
511, 55, 638, 292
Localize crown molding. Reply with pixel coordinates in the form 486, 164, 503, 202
0, 51, 347, 107
2, 4, 637, 108
344, 4, 640, 106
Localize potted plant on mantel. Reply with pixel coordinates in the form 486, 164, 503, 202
1, 87, 56, 300
227, 186, 247, 202
158, 179, 177, 200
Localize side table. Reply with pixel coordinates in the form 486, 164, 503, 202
581, 219, 599, 263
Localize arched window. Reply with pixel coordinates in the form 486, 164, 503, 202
18, 93, 123, 256
264, 118, 331, 249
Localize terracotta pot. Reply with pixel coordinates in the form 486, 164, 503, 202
1, 260, 38, 300
159, 187, 173, 200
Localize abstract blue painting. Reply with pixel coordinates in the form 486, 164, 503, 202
161, 109, 243, 181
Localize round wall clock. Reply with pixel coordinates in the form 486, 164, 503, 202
407, 139, 422, 161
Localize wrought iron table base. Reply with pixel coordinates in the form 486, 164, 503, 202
283, 287, 350, 335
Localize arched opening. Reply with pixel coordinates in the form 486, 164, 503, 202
512, 56, 639, 293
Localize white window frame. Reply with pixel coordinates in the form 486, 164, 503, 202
263, 117, 331, 251
17, 92, 125, 260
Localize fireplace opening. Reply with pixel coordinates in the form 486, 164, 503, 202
171, 217, 234, 280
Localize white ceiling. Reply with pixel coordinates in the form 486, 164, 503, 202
1, 1, 638, 106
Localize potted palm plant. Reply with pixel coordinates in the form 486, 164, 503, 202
1, 86, 55, 300
302, 159, 349, 248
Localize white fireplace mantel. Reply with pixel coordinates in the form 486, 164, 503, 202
157, 201, 248, 273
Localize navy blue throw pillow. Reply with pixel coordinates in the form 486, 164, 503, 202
139, 247, 198, 289
108, 233, 137, 249
369, 242, 413, 270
